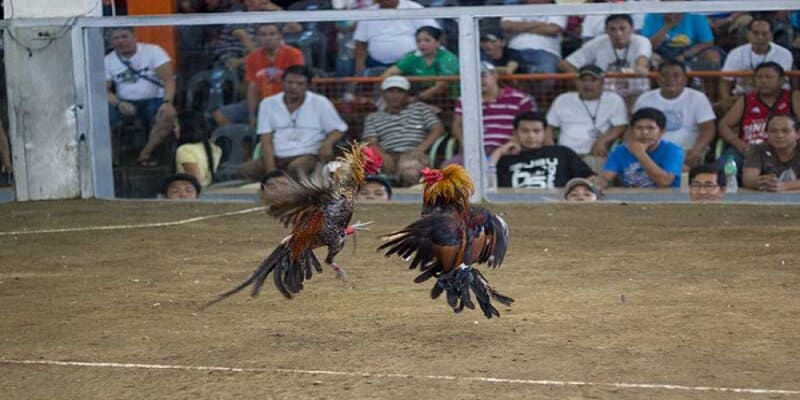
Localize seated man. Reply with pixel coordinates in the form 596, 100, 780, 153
633, 60, 716, 168
689, 164, 726, 201
600, 107, 684, 188
213, 23, 305, 127
490, 111, 594, 188
718, 62, 800, 170
641, 6, 722, 68
500, 0, 567, 74
546, 65, 628, 172
718, 18, 794, 110
243, 65, 347, 181
479, 32, 526, 75
562, 14, 652, 99
448, 62, 536, 165
742, 114, 800, 192
105, 27, 177, 167
363, 76, 444, 187
356, 175, 393, 202
161, 173, 201, 200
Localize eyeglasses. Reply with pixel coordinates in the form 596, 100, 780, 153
689, 182, 720, 190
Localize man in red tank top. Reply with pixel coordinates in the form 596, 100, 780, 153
718, 62, 800, 171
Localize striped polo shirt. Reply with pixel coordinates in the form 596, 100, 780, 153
455, 87, 536, 150
363, 102, 441, 153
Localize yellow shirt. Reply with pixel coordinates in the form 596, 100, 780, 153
175, 142, 223, 187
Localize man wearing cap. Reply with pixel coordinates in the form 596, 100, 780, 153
563, 177, 602, 202
363, 75, 444, 187
448, 61, 536, 165
546, 64, 628, 172
480, 32, 526, 75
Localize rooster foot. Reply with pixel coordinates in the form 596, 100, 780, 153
329, 263, 355, 289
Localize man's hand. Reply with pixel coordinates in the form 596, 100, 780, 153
499, 140, 522, 156
1, 159, 11, 174
319, 144, 335, 162
685, 148, 703, 167
117, 101, 136, 116
224, 57, 243, 70
625, 139, 648, 157
590, 138, 610, 158
758, 174, 781, 192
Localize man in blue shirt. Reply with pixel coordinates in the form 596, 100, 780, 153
641, 9, 721, 68
600, 107, 684, 188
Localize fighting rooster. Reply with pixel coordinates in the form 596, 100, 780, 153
203, 143, 382, 308
378, 165, 513, 318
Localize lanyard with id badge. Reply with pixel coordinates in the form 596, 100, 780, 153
580, 97, 603, 140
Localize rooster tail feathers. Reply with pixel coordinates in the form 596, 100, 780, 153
202, 240, 322, 309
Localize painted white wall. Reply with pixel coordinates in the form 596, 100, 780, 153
4, 0, 101, 18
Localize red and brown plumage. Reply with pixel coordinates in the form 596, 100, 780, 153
203, 143, 382, 308
379, 164, 512, 318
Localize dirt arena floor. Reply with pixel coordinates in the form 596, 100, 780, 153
1, 199, 799, 399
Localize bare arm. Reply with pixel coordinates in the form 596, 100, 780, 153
414, 123, 445, 154
685, 120, 716, 166
648, 19, 679, 48
591, 125, 626, 158
260, 133, 277, 173
451, 113, 463, 143
597, 171, 617, 189
718, 97, 748, 153
106, 81, 121, 105
718, 78, 734, 103
495, 61, 519, 75
382, 65, 402, 77
155, 62, 176, 103
741, 167, 761, 190
319, 130, 345, 162
247, 82, 260, 127
559, 59, 577, 73
418, 81, 448, 101
355, 40, 368, 75
232, 28, 257, 54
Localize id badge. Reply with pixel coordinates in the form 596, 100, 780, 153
589, 128, 602, 138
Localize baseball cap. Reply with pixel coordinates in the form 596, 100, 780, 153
381, 75, 410, 91
480, 61, 496, 74
480, 32, 503, 42
563, 177, 603, 200
578, 64, 604, 78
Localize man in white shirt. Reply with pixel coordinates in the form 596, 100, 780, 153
500, 0, 566, 74
562, 14, 652, 99
105, 27, 177, 167
634, 60, 716, 168
719, 18, 794, 109
247, 65, 348, 180
547, 65, 629, 172
353, 0, 439, 74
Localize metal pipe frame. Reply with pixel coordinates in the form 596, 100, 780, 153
4, 0, 795, 200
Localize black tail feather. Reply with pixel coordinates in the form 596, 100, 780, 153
201, 242, 320, 309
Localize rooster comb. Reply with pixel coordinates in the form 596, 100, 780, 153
422, 164, 474, 209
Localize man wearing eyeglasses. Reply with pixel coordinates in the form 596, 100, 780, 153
688, 164, 726, 202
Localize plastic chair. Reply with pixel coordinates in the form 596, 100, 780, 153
428, 134, 458, 168
210, 124, 255, 181
185, 67, 241, 113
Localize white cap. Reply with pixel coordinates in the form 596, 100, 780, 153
381, 75, 410, 91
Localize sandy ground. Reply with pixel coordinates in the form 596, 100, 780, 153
1, 200, 799, 399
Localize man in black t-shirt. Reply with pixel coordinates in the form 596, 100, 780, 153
490, 111, 595, 188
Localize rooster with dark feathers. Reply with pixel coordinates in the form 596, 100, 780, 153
378, 165, 513, 318
203, 143, 382, 308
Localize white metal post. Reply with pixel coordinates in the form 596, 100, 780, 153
457, 14, 485, 202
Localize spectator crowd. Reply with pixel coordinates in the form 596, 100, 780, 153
99, 0, 800, 200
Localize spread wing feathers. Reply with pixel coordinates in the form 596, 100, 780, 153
378, 213, 466, 275
201, 239, 324, 309
261, 170, 338, 228
471, 210, 509, 268
431, 266, 514, 319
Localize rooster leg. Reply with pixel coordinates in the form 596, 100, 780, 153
325, 242, 353, 288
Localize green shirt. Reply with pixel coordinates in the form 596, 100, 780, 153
394, 48, 460, 98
